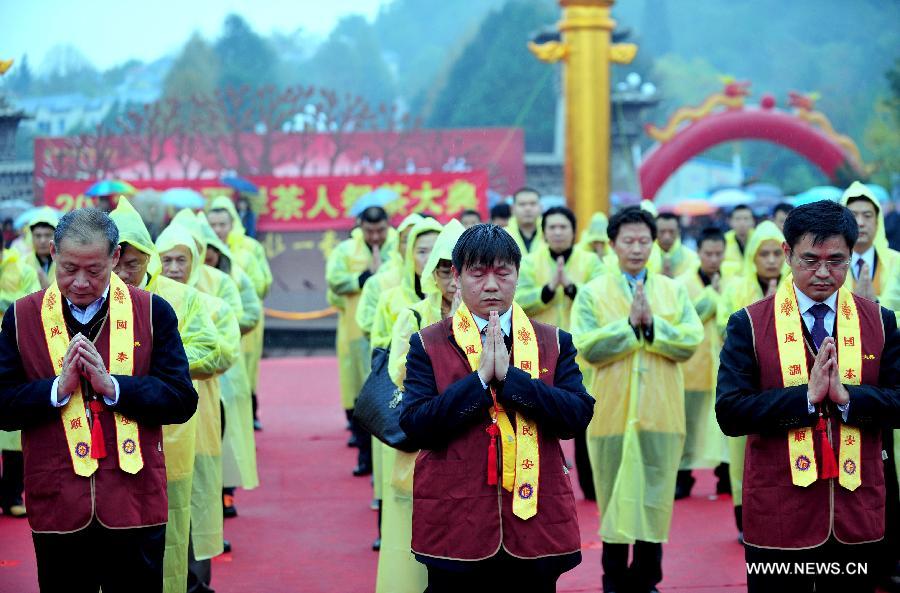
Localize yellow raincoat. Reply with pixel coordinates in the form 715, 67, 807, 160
356, 214, 422, 338
576, 212, 610, 260
172, 210, 260, 490
369, 218, 444, 350
677, 267, 726, 469
571, 268, 703, 543
841, 181, 899, 298
21, 206, 60, 289
110, 198, 222, 593
376, 220, 464, 593
208, 196, 271, 403
648, 239, 700, 278
0, 249, 42, 452
715, 220, 786, 506
157, 224, 239, 562
516, 247, 604, 330
722, 229, 753, 278
505, 215, 545, 255
326, 226, 399, 410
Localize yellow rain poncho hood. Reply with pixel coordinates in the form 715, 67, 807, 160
156, 223, 203, 288
368, 218, 443, 350
110, 197, 162, 285
841, 180, 899, 298
577, 212, 609, 254
197, 212, 235, 265
420, 219, 464, 296
28, 206, 60, 230
208, 196, 247, 243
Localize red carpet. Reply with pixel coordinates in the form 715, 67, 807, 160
0, 357, 748, 592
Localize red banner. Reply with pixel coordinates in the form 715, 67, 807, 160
41, 172, 489, 231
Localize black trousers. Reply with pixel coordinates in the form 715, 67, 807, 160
32, 520, 165, 593
0, 449, 24, 508
601, 541, 662, 593
424, 550, 569, 593
745, 538, 878, 593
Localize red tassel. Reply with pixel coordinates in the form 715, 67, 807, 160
815, 416, 838, 479
89, 400, 107, 460
486, 423, 499, 486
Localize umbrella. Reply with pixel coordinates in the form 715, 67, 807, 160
746, 183, 784, 199
865, 184, 889, 204
13, 206, 60, 230
660, 199, 718, 217
349, 187, 399, 217
84, 179, 136, 197
161, 188, 206, 209
791, 185, 842, 206
710, 188, 754, 208
0, 199, 36, 222
611, 191, 641, 208
221, 176, 258, 195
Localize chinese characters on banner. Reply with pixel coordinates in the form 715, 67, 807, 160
41, 172, 489, 232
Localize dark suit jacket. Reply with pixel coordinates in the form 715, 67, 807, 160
0, 294, 198, 431
716, 307, 900, 437
399, 328, 594, 450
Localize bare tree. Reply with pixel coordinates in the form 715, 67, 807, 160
118, 99, 179, 180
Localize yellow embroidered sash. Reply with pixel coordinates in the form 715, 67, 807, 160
774, 280, 861, 491
453, 302, 540, 520
42, 273, 143, 476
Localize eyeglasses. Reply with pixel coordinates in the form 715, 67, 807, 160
794, 257, 851, 271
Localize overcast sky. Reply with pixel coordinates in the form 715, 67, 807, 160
4, 0, 388, 71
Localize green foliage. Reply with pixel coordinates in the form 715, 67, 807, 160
425, 0, 560, 152
301, 15, 396, 109
163, 34, 220, 100
214, 14, 279, 90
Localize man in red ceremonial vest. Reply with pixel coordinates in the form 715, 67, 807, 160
0, 208, 198, 593
399, 224, 594, 593
717, 200, 900, 593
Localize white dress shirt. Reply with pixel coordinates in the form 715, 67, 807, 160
851, 246, 875, 280
51, 285, 120, 407
794, 285, 848, 419
472, 307, 512, 389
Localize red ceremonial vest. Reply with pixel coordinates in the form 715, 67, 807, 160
412, 317, 581, 560
15, 286, 168, 533
743, 293, 886, 549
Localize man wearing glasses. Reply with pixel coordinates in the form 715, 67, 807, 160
717, 200, 900, 592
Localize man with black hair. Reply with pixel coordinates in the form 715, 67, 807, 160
0, 208, 198, 593
400, 223, 593, 592
841, 181, 900, 302
675, 228, 730, 499
771, 202, 794, 232
489, 202, 511, 227
459, 209, 482, 228
571, 207, 703, 593
723, 204, 756, 275
507, 187, 546, 255
326, 206, 398, 471
650, 212, 699, 278
516, 206, 604, 500
717, 200, 900, 593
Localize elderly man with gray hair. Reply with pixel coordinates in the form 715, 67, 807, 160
0, 208, 198, 593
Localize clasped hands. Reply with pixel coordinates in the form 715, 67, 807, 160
628, 280, 653, 330
477, 310, 510, 385
58, 334, 116, 400
547, 256, 572, 292
807, 337, 850, 407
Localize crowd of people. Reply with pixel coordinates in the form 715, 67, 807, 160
329, 183, 900, 593
0, 194, 272, 593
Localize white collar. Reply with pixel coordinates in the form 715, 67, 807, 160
65, 284, 110, 313
471, 307, 513, 337
793, 283, 838, 315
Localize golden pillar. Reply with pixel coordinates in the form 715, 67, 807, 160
530, 0, 636, 221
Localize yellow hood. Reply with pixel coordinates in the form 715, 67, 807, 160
208, 196, 246, 245
109, 197, 162, 284
421, 219, 464, 295
841, 180, 889, 254
155, 223, 202, 287
742, 220, 785, 277
402, 217, 444, 298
